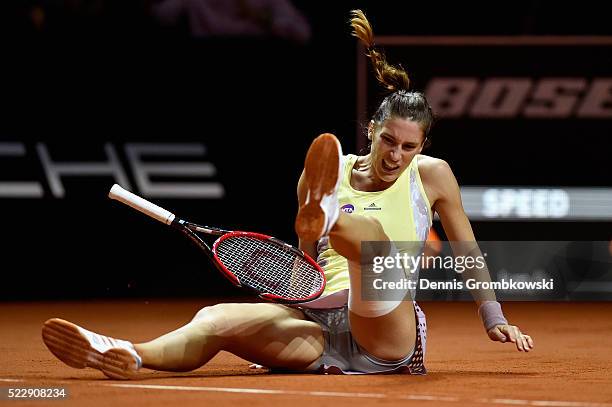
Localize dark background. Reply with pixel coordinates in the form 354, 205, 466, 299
1, 0, 611, 300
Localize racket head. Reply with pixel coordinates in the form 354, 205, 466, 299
211, 231, 326, 303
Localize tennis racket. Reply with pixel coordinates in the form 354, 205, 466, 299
108, 184, 326, 303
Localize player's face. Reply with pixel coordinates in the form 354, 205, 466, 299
370, 117, 425, 184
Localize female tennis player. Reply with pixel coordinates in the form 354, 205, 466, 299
41, 10, 533, 379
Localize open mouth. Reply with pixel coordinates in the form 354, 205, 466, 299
381, 160, 400, 172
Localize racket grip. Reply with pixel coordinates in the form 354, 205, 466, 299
108, 184, 176, 225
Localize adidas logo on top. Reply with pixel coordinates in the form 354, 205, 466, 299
364, 202, 382, 211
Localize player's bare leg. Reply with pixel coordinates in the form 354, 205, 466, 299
44, 304, 323, 377
296, 133, 417, 362
330, 214, 417, 361
134, 303, 324, 372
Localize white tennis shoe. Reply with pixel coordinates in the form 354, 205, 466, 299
42, 318, 142, 380
295, 133, 343, 242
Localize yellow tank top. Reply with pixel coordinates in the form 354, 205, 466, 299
317, 154, 433, 295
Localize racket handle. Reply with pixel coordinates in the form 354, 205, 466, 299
108, 184, 176, 225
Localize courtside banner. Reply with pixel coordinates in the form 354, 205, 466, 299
357, 37, 612, 221
0, 142, 225, 199
359, 241, 612, 301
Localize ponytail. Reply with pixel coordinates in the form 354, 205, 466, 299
349, 9, 410, 92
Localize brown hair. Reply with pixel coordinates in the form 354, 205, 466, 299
350, 9, 434, 141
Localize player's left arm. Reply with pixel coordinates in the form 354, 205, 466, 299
419, 156, 534, 352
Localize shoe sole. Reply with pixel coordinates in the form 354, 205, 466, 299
295, 133, 341, 241
42, 318, 138, 380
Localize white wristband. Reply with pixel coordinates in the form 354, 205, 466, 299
478, 301, 508, 331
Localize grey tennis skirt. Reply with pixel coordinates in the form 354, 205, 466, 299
299, 302, 427, 375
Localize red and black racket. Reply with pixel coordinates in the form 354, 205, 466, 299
108, 184, 325, 303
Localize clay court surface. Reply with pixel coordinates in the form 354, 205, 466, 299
1, 300, 611, 407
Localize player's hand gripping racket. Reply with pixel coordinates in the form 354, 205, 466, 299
108, 184, 325, 303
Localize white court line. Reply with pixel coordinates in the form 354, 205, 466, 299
0, 379, 23, 382
108, 384, 457, 401
483, 399, 612, 407
108, 384, 388, 398
107, 384, 611, 407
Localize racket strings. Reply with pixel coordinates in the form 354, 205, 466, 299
216, 236, 324, 299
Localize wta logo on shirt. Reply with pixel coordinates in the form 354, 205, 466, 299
341, 204, 355, 213
364, 202, 382, 211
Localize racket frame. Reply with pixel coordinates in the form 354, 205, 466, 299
110, 184, 326, 303
211, 231, 325, 303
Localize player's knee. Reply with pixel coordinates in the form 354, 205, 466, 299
367, 217, 388, 240
359, 217, 392, 261
353, 216, 388, 242
192, 305, 215, 321
192, 303, 292, 338
193, 307, 206, 321
191, 304, 231, 334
